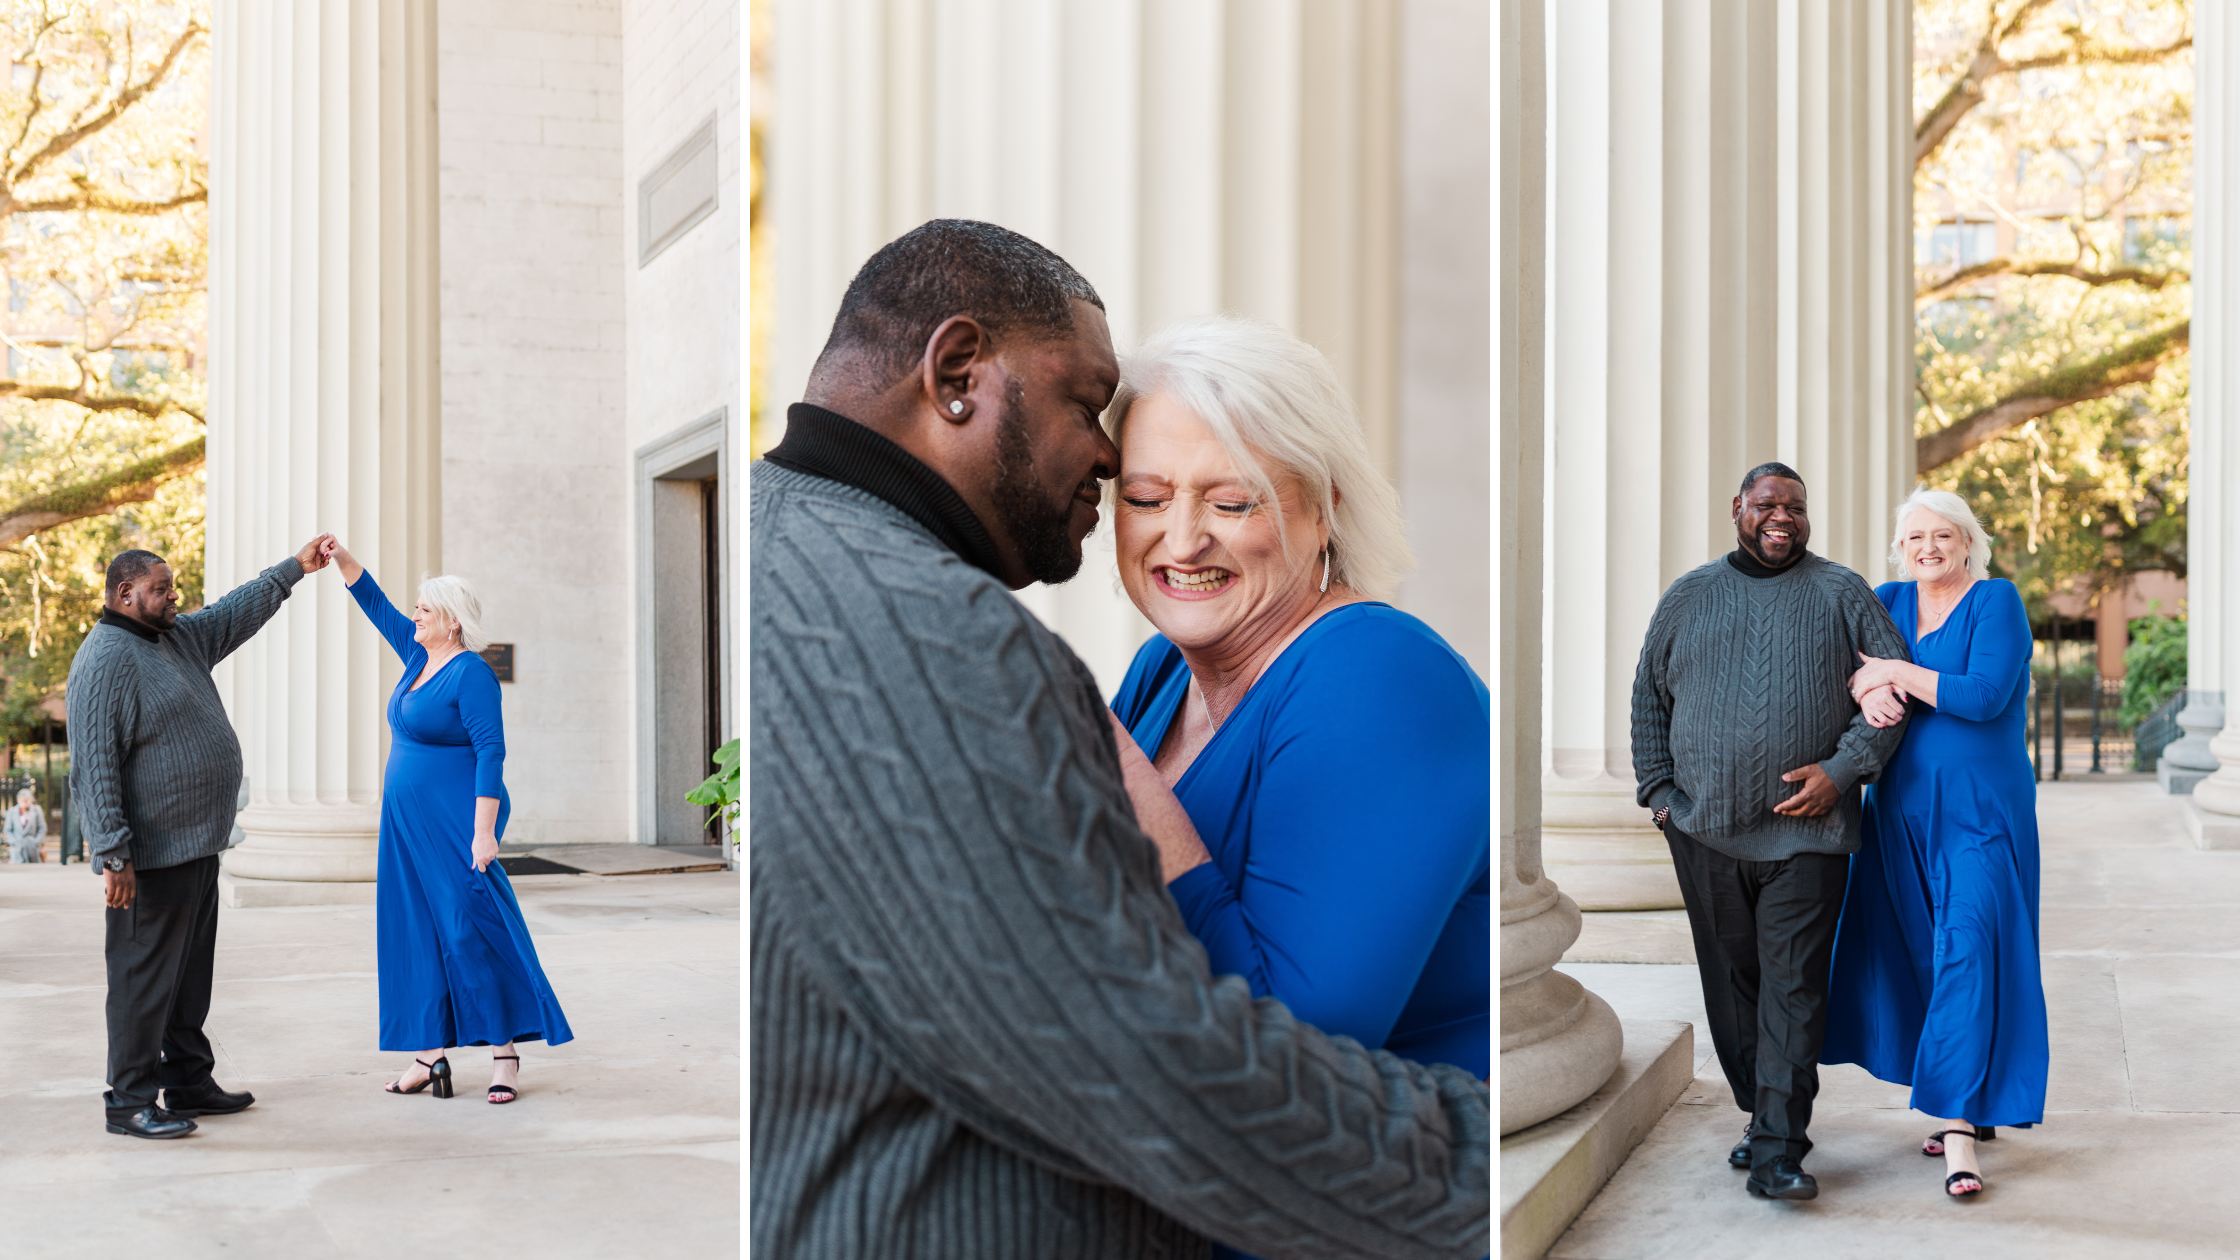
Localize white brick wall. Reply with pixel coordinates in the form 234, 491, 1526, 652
438, 0, 633, 846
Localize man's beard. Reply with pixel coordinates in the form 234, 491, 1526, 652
990, 380, 1087, 585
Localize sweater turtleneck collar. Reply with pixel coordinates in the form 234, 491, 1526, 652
1727, 546, 1809, 580
764, 403, 1007, 582
98, 607, 163, 642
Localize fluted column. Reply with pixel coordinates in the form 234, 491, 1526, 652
1542, 0, 1911, 911
208, 0, 442, 898
2187, 0, 2240, 837
769, 0, 1412, 694
2171, 0, 2233, 802
1501, 0, 1620, 1136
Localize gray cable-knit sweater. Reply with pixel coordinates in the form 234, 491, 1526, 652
749, 461, 1490, 1260
1631, 552, 1910, 860
66, 558, 303, 870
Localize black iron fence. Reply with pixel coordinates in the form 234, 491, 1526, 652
2028, 671, 2160, 780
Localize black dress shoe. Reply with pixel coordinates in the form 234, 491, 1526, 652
106, 1105, 197, 1140
164, 1084, 255, 1116
1746, 1157, 1819, 1201
1729, 1122, 1754, 1169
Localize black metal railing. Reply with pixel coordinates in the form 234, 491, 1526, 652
2134, 690, 2187, 772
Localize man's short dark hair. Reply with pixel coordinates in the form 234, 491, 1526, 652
810, 219, 1105, 393
105, 550, 167, 594
1740, 462, 1805, 496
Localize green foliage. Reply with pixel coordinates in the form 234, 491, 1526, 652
1914, 0, 2193, 620
2119, 613, 2187, 725
0, 0, 212, 725
684, 738, 741, 849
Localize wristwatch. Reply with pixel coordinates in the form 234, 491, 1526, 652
101, 856, 127, 872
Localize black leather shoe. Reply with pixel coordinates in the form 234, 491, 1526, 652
1746, 1157, 1819, 1200
1729, 1122, 1754, 1169
164, 1084, 255, 1116
106, 1105, 197, 1140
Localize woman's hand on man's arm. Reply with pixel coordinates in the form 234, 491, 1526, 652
1106, 711, 1210, 883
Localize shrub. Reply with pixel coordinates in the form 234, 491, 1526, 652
2120, 614, 2187, 726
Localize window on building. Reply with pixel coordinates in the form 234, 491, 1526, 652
1919, 220, 1997, 270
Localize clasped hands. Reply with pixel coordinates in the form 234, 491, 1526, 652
1850, 651, 1910, 730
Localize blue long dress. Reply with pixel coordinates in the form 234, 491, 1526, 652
1111, 603, 1490, 1069
1113, 604, 1490, 1260
347, 573, 573, 1052
1821, 578, 2046, 1127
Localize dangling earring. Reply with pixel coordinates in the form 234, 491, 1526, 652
1319, 547, 1331, 594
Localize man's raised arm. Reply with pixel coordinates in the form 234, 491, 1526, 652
169, 535, 332, 668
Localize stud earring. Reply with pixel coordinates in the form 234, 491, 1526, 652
949, 400, 965, 415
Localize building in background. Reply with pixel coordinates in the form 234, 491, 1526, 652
205, 0, 741, 906
760, 0, 1490, 695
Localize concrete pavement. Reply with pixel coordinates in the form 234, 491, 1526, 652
0, 862, 739, 1258
1547, 779, 2240, 1258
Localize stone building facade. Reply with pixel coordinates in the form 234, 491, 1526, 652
764, 0, 1491, 695
206, 0, 741, 905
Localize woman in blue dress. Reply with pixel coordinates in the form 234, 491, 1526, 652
1821, 488, 2048, 1200
1101, 318, 1488, 1260
324, 539, 573, 1103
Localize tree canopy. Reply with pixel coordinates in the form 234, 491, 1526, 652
0, 0, 208, 740
1913, 0, 2193, 614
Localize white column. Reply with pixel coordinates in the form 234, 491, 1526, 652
768, 0, 1415, 695
2187, 0, 2240, 840
2172, 0, 2231, 800
1542, 0, 1911, 911
208, 0, 441, 902
1501, 0, 1620, 1136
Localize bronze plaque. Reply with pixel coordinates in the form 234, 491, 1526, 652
480, 643, 515, 683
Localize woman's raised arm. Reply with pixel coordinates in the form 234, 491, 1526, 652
330, 540, 420, 662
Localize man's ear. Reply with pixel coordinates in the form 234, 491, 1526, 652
1730, 494, 1743, 520
920, 316, 989, 424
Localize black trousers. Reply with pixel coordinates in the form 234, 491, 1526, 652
1665, 824, 1849, 1171
104, 854, 221, 1117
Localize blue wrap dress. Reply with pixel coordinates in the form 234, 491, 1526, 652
1113, 604, 1490, 1260
1111, 604, 1489, 1067
1821, 578, 2047, 1127
347, 572, 573, 1052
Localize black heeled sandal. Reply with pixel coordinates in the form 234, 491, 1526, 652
1921, 1125, 1995, 1156
1928, 1130, 1985, 1199
488, 1053, 520, 1104
385, 1055, 453, 1098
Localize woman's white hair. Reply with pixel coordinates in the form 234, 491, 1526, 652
1889, 487, 1992, 581
417, 574, 490, 653
1103, 315, 1413, 600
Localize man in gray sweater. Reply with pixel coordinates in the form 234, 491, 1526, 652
1631, 463, 1909, 1201
752, 220, 1488, 1259
69, 537, 332, 1139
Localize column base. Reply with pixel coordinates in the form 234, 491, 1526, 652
2160, 763, 2211, 795
222, 803, 379, 883
1564, 910, 1696, 964
219, 870, 378, 909
1543, 775, 1682, 911
2187, 799, 2240, 850
1500, 1019, 1694, 1260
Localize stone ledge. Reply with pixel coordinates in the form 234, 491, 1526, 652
1564, 911, 1696, 964
1500, 1019, 1694, 1260
2186, 799, 2240, 850
2161, 762, 2211, 794
219, 871, 377, 909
